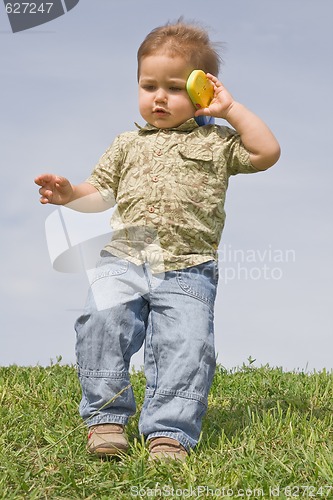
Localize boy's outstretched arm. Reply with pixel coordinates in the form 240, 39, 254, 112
195, 74, 281, 170
34, 174, 115, 212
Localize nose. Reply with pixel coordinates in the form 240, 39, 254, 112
154, 87, 167, 103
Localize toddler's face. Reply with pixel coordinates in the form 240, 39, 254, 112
138, 53, 195, 129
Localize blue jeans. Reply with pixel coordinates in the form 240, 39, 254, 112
75, 252, 218, 451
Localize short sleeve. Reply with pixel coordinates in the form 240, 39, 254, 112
86, 135, 122, 203
219, 126, 260, 176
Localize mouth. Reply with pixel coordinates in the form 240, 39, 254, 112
153, 107, 169, 116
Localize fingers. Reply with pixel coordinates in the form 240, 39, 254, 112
54, 176, 65, 185
54, 176, 69, 189
35, 174, 56, 204
194, 107, 212, 117
34, 173, 55, 186
38, 187, 52, 204
206, 73, 221, 85
206, 73, 225, 96
35, 173, 72, 205
34, 174, 67, 186
39, 196, 50, 204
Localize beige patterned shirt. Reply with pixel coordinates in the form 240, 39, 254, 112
86, 118, 260, 273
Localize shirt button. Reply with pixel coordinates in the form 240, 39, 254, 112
145, 237, 153, 244
155, 149, 162, 156
152, 176, 158, 182
148, 206, 155, 213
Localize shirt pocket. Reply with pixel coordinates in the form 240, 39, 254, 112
178, 143, 213, 165
176, 144, 218, 204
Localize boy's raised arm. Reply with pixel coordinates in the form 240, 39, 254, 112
195, 74, 281, 170
223, 102, 281, 170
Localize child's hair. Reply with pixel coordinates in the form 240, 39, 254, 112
137, 19, 222, 80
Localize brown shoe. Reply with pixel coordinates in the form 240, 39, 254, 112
87, 424, 128, 456
148, 437, 188, 462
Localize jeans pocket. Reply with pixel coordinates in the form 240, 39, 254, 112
176, 260, 218, 306
89, 252, 129, 285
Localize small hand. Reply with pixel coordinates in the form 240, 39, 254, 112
34, 174, 74, 205
195, 73, 235, 120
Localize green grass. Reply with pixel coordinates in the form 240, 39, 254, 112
0, 360, 332, 499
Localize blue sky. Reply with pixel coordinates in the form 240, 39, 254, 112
1, 0, 332, 371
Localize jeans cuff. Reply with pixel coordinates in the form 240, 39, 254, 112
146, 431, 193, 451
86, 414, 128, 427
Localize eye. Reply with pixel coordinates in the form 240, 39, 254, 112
141, 84, 156, 91
169, 86, 182, 92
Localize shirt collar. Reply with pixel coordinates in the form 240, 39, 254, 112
135, 118, 199, 135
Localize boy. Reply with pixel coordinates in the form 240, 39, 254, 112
35, 21, 280, 461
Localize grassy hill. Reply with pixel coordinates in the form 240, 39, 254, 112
1, 361, 332, 499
